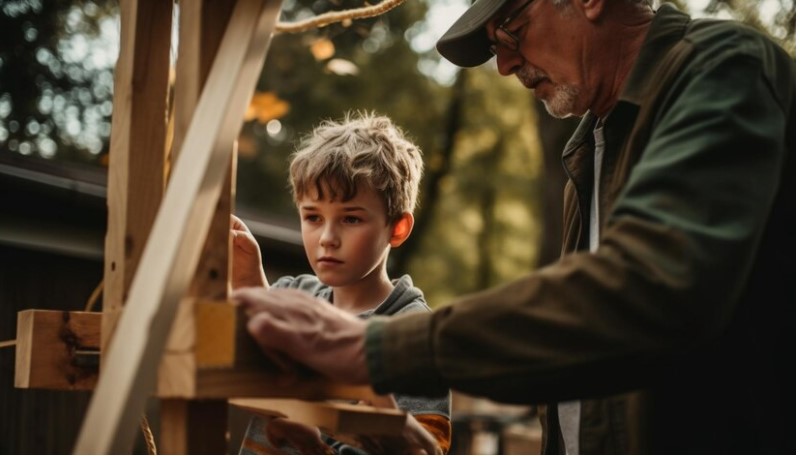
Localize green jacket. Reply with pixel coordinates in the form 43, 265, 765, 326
366, 4, 795, 454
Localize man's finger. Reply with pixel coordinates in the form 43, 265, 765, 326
245, 312, 305, 378
232, 287, 274, 313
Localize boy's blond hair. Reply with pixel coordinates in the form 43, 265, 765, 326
288, 111, 424, 223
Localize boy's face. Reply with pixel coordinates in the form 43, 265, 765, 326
297, 184, 394, 288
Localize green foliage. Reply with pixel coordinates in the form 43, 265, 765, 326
663, 0, 796, 55
1, 0, 794, 309
406, 68, 543, 305
0, 0, 117, 162
236, 0, 451, 223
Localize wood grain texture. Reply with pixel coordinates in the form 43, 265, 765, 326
160, 399, 228, 455
74, 0, 281, 452
229, 398, 407, 436
14, 303, 373, 400
14, 310, 101, 390
157, 1, 237, 450
102, 0, 173, 351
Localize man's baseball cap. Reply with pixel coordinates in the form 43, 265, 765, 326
436, 0, 509, 67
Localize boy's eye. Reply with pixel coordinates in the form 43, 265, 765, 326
304, 214, 321, 223
343, 216, 362, 224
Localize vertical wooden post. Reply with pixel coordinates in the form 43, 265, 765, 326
159, 400, 229, 455
101, 0, 173, 352
158, 1, 236, 453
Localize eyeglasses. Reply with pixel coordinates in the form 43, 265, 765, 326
489, 0, 536, 56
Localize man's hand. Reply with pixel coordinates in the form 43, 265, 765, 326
231, 214, 269, 289
232, 287, 371, 384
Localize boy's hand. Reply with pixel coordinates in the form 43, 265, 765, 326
231, 214, 269, 289
341, 413, 442, 455
265, 417, 334, 454
350, 395, 443, 455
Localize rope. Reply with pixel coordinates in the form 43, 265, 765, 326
82, 282, 161, 454
84, 280, 104, 312
0, 281, 102, 348
274, 0, 407, 33
0, 340, 15, 349
140, 414, 158, 455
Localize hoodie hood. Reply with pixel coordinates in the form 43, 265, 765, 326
360, 274, 428, 318
273, 274, 429, 318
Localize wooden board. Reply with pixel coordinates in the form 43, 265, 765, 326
14, 310, 101, 390
12, 304, 376, 401
73, 0, 282, 452
229, 398, 407, 436
160, 399, 228, 455
102, 0, 173, 350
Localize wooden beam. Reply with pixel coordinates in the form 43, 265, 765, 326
229, 399, 408, 436
157, 158, 237, 397
161, 300, 381, 399
14, 310, 101, 390
74, 0, 281, 452
158, 1, 238, 451
160, 399, 228, 455
12, 304, 376, 400
196, 371, 379, 400
102, 0, 173, 351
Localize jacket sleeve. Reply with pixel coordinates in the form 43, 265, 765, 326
366, 43, 791, 403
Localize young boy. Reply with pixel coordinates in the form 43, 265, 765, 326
231, 112, 451, 455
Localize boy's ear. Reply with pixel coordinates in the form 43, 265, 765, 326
389, 212, 414, 248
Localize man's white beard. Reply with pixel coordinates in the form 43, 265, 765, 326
517, 64, 580, 119
540, 83, 580, 119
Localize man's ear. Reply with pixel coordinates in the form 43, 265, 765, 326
389, 212, 414, 248
577, 0, 604, 21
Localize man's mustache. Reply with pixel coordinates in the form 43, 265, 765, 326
516, 65, 548, 88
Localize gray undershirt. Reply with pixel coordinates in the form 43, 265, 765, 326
557, 118, 605, 455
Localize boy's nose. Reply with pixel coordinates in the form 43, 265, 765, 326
320, 224, 340, 247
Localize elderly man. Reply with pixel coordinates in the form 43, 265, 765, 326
234, 0, 795, 453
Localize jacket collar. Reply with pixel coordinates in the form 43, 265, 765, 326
619, 3, 692, 105
562, 3, 691, 160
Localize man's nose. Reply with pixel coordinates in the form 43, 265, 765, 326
495, 48, 522, 76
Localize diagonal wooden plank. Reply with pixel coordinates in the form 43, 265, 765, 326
73, 0, 282, 452
158, 1, 238, 452
229, 399, 407, 436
